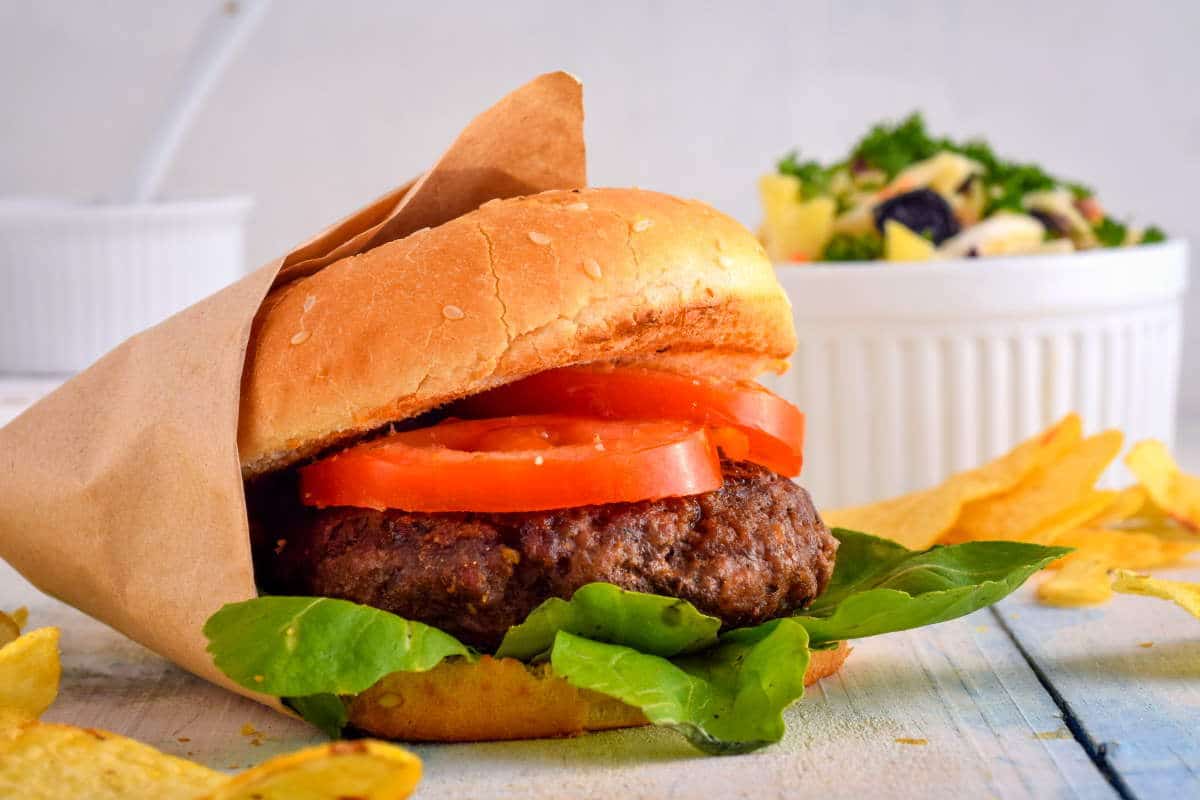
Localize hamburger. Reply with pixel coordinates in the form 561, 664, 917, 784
204, 186, 1062, 754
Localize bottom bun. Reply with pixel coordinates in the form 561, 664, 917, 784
347, 641, 850, 743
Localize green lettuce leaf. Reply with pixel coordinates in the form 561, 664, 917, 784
495, 583, 720, 661
284, 694, 347, 739
794, 529, 1068, 644
203, 596, 471, 697
549, 619, 811, 755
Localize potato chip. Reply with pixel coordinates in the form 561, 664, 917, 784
1084, 486, 1148, 528
0, 719, 225, 800
953, 429, 1123, 542
1047, 527, 1199, 572
1111, 569, 1200, 619
1036, 556, 1113, 606
10, 608, 28, 631
0, 628, 60, 721
826, 414, 1083, 549
204, 740, 423, 800
1019, 491, 1118, 545
1126, 440, 1200, 532
0, 614, 423, 800
0, 708, 29, 733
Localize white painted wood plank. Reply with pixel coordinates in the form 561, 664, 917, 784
0, 559, 1113, 798
414, 610, 1117, 799
989, 422, 1200, 799
994, 576, 1200, 799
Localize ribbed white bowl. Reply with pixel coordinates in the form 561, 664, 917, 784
0, 197, 251, 374
764, 242, 1189, 508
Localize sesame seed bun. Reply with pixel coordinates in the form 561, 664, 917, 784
238, 187, 795, 476
346, 643, 849, 743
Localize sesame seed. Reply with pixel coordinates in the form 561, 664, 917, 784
632, 218, 653, 232
289, 330, 310, 345
442, 304, 465, 320
534, 455, 545, 465
566, 202, 589, 211
582, 258, 602, 280
528, 231, 552, 245
718, 255, 735, 269
303, 295, 317, 312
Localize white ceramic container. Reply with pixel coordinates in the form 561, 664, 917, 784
0, 197, 252, 374
764, 242, 1189, 508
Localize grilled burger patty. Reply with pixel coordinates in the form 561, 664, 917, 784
252, 459, 837, 650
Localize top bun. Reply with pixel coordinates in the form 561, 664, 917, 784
239, 188, 795, 476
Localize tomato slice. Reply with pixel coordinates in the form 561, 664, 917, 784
299, 415, 725, 513
454, 366, 805, 476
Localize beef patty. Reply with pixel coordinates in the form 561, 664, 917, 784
252, 459, 837, 650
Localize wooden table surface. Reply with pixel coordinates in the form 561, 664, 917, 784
1, 378, 1197, 799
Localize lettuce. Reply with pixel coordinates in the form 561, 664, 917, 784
496, 582, 720, 660
794, 530, 1068, 644
203, 530, 1065, 754
550, 620, 810, 754
202, 595, 471, 695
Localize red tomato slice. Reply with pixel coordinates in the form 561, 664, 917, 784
299, 415, 724, 513
454, 366, 805, 476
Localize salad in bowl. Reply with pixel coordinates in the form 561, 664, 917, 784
760, 113, 1166, 263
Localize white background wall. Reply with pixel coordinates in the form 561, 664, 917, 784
3, 0, 1197, 411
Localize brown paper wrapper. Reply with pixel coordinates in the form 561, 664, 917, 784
0, 72, 586, 706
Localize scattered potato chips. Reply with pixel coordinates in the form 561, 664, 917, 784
1126, 440, 1200, 532
0, 720, 423, 800
0, 611, 422, 799
0, 719, 226, 800
828, 415, 1200, 609
1084, 487, 1148, 529
953, 430, 1123, 542
1111, 569, 1200, 619
0, 627, 60, 720
1037, 557, 1113, 607
1048, 528, 1199, 573
205, 741, 423, 800
1020, 491, 1118, 545
827, 414, 1083, 549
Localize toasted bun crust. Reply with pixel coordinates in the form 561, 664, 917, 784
346, 643, 849, 743
239, 188, 794, 475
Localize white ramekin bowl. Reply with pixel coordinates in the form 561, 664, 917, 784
0, 196, 252, 374
763, 242, 1189, 508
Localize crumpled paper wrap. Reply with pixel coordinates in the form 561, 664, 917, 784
0, 71, 586, 705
